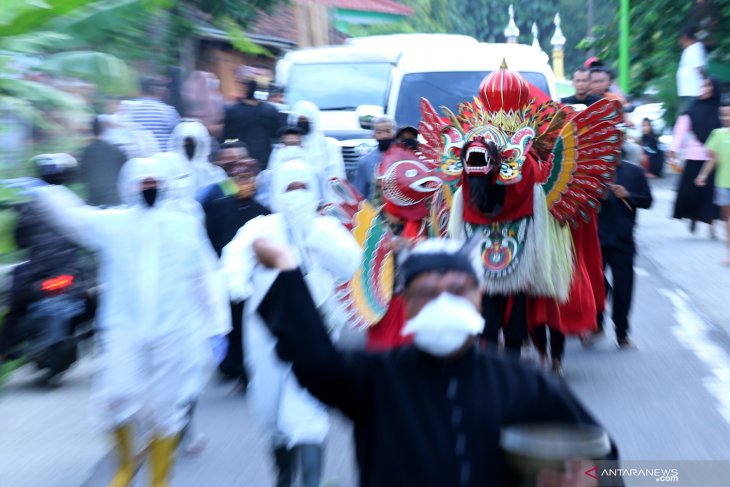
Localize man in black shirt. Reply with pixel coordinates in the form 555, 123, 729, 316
597, 156, 653, 348
254, 238, 618, 487
222, 74, 282, 169
78, 117, 127, 206
204, 154, 268, 383
561, 68, 601, 107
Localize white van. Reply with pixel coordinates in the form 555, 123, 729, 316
277, 37, 557, 180
344, 33, 479, 51
387, 42, 557, 128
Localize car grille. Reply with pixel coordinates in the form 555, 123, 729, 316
341, 146, 360, 182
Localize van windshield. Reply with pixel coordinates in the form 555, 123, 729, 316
286, 62, 392, 110
394, 71, 551, 127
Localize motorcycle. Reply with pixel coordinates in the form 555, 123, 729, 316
1, 266, 96, 385
0, 153, 96, 386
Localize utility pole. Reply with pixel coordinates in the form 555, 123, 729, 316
619, 0, 630, 93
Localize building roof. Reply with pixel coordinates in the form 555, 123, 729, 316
248, 4, 299, 46
335, 0, 413, 16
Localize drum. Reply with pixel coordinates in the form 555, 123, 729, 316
501, 423, 611, 487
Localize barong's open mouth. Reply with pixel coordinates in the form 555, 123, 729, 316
463, 137, 500, 177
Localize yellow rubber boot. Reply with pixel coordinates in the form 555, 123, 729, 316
108, 424, 134, 487
149, 436, 177, 487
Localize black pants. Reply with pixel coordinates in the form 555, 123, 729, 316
219, 301, 247, 384
530, 326, 565, 360
598, 246, 635, 340
482, 293, 528, 356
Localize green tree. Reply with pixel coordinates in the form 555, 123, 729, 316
52, 0, 288, 70
590, 0, 694, 123
558, 0, 618, 75
0, 0, 96, 162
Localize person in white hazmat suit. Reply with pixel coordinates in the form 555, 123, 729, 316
13, 156, 230, 487
287, 101, 346, 195
257, 145, 307, 209
221, 158, 361, 487
153, 148, 227, 455
168, 119, 226, 199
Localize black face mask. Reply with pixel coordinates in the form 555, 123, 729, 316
246, 80, 257, 100
184, 138, 196, 161
297, 119, 311, 135
377, 139, 394, 152
142, 187, 158, 207
401, 138, 419, 151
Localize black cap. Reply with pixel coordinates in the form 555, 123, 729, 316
396, 125, 418, 139
398, 236, 482, 289
277, 125, 303, 137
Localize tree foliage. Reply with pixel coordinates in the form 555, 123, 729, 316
589, 0, 730, 124
50, 0, 287, 68
558, 0, 618, 74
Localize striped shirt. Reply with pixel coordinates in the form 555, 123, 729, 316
121, 98, 180, 151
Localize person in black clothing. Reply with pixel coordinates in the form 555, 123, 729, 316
267, 84, 289, 127
198, 139, 251, 207
78, 116, 127, 207
640, 118, 665, 178
0, 155, 94, 363
253, 238, 618, 487
597, 156, 653, 348
669, 77, 722, 236
222, 76, 282, 169
204, 153, 268, 383
561, 68, 601, 107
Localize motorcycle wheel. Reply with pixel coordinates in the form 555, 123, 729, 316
42, 342, 77, 386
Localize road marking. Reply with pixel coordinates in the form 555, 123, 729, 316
634, 267, 650, 277
659, 288, 730, 426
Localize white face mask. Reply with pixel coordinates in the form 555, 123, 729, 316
278, 188, 318, 239
402, 292, 485, 357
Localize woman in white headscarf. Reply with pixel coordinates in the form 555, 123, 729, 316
222, 158, 360, 487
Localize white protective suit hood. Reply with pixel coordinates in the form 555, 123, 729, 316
170, 120, 212, 165
288, 101, 322, 143
168, 120, 225, 191
269, 145, 307, 171
155, 151, 206, 222
117, 156, 172, 208
284, 101, 346, 193
271, 159, 320, 241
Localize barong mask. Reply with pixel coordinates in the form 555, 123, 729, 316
377, 146, 443, 221
418, 61, 536, 192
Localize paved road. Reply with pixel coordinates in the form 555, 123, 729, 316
2, 172, 730, 487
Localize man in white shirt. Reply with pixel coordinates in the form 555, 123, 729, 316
677, 28, 706, 111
